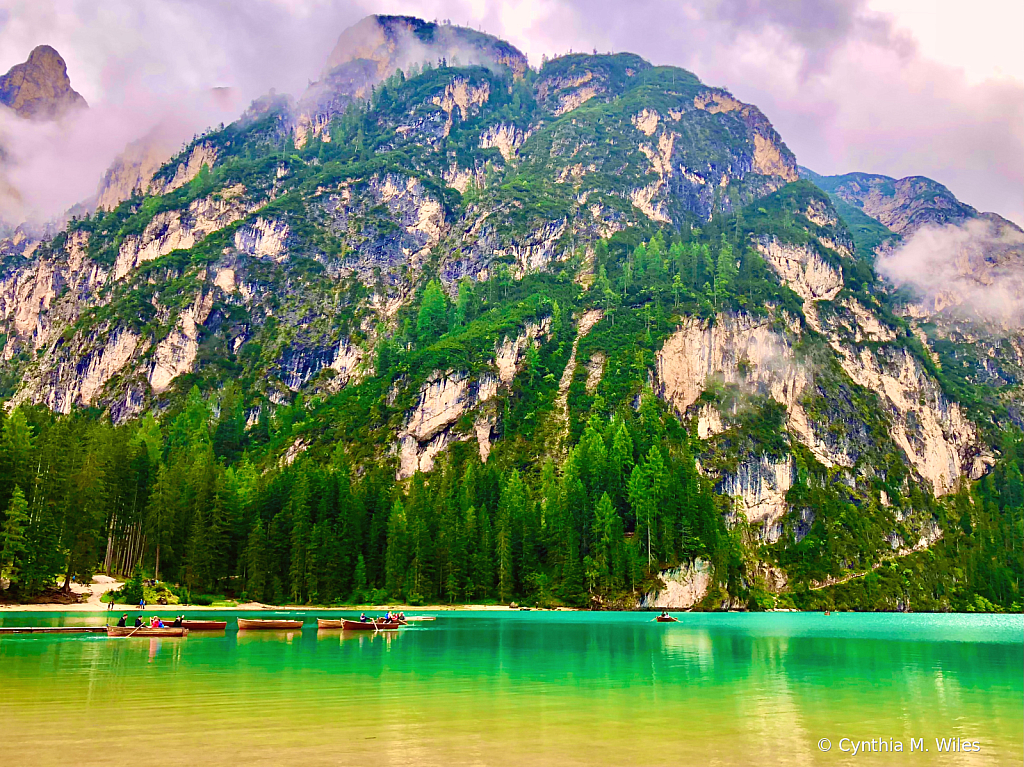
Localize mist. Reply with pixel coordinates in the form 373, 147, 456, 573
0, 0, 1019, 230
0, 88, 242, 226
0, 0, 368, 228
876, 218, 1024, 327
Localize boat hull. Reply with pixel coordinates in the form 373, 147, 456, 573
656, 616, 678, 623
181, 620, 227, 630
237, 618, 304, 630
106, 626, 188, 637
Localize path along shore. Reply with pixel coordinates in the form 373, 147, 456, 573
1, 575, 569, 612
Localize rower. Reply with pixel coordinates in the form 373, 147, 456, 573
117, 614, 127, 628
134, 615, 144, 628
360, 612, 369, 623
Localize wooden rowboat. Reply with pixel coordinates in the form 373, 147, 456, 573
0, 626, 107, 634
656, 615, 679, 623
316, 618, 346, 629
180, 620, 227, 631
106, 626, 188, 637
338, 619, 403, 631
237, 618, 304, 630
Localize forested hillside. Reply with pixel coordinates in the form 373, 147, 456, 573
1, 16, 1020, 611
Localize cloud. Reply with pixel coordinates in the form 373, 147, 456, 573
0, 0, 1019, 229
876, 218, 1024, 327
0, 0, 368, 226
0, 89, 242, 226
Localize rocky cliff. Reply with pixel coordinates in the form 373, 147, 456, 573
0, 45, 87, 120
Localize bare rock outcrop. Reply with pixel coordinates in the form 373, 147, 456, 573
640, 559, 711, 609
0, 45, 86, 120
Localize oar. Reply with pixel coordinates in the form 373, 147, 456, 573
117, 624, 145, 638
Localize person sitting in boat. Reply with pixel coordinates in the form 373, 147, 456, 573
397, 611, 405, 621
384, 611, 393, 623
660, 611, 670, 619
117, 614, 127, 628
360, 612, 369, 623
171, 616, 183, 627
134, 615, 144, 628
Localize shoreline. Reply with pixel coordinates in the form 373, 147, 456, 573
0, 601, 571, 613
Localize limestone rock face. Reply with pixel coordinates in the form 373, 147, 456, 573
397, 371, 495, 479
656, 303, 983, 508
756, 238, 844, 305
816, 173, 976, 236
640, 559, 711, 609
0, 46, 87, 120
719, 455, 796, 542
95, 133, 177, 212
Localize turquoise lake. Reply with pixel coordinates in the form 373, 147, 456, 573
1, 611, 1021, 766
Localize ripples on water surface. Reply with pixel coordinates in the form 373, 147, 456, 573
1, 611, 1021, 766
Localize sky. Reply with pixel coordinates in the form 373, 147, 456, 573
0, 0, 1020, 225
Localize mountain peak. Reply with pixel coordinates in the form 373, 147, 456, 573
323, 15, 528, 81
0, 44, 87, 120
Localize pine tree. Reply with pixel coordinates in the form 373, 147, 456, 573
0, 408, 34, 511
454, 278, 473, 327
290, 498, 311, 604
417, 279, 448, 343
62, 427, 110, 591
715, 235, 737, 304
146, 463, 178, 582
609, 421, 635, 516
592, 492, 616, 590
244, 518, 268, 602
0, 487, 29, 584
1003, 463, 1023, 509
385, 499, 408, 597
353, 553, 368, 600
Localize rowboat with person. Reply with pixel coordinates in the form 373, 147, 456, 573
106, 626, 188, 637
336, 618, 404, 631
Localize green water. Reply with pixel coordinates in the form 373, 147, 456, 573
1, 612, 1020, 766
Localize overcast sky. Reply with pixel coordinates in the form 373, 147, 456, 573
0, 0, 1020, 225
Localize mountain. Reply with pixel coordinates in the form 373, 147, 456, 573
0, 45, 87, 120
801, 167, 1024, 423
802, 169, 977, 236
0, 16, 1019, 613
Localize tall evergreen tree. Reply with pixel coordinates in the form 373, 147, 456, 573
417, 280, 448, 343
385, 499, 409, 597
0, 487, 29, 585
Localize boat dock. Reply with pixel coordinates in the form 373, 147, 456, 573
0, 626, 107, 634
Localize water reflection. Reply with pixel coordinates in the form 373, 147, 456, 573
0, 613, 1020, 767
